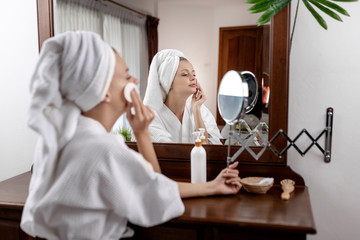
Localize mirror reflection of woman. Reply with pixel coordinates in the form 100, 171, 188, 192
143, 49, 222, 144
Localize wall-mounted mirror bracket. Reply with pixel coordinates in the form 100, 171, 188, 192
227, 107, 334, 164
226, 122, 269, 165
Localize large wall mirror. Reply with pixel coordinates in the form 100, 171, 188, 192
37, 0, 289, 167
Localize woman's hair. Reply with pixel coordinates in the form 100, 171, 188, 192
179, 57, 188, 62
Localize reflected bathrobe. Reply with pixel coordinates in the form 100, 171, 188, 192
21, 116, 184, 240
149, 102, 222, 144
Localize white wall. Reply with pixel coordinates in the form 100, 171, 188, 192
289, 2, 360, 240
158, 2, 216, 112
0, 0, 38, 181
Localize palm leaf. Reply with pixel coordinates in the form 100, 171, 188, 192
256, 0, 292, 25
308, 0, 342, 21
249, 0, 273, 12
332, 0, 357, 2
303, 0, 328, 29
256, 9, 274, 25
246, 0, 269, 4
315, 0, 350, 16
251, 6, 271, 13
247, 0, 356, 31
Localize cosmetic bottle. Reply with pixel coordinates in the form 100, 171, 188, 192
191, 132, 207, 183
199, 128, 206, 144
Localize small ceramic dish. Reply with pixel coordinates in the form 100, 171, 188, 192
240, 177, 274, 194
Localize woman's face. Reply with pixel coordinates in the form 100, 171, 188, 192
171, 60, 197, 96
107, 53, 138, 114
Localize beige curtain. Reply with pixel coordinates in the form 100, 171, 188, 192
54, 0, 149, 132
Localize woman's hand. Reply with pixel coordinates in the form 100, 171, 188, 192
177, 161, 241, 198
190, 83, 209, 142
126, 89, 155, 137
209, 161, 242, 195
191, 83, 207, 111
126, 89, 161, 173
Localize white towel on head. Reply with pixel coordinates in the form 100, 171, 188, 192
22, 31, 115, 233
143, 49, 186, 111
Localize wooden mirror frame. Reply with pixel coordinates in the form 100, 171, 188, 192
36, 1, 297, 183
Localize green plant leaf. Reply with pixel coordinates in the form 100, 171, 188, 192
251, 6, 272, 13
303, 0, 328, 29
308, 0, 343, 21
115, 126, 133, 141
256, 0, 292, 25
246, 0, 268, 4
268, 0, 292, 12
315, 0, 350, 16
332, 0, 357, 2
256, 8, 274, 25
249, 0, 273, 12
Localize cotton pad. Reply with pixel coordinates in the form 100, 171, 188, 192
124, 82, 139, 103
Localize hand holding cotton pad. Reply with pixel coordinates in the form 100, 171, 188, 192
124, 82, 139, 103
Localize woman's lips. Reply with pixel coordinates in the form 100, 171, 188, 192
189, 84, 197, 87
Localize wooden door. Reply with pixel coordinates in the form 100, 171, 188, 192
217, 25, 270, 125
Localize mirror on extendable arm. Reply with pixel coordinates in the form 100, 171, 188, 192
217, 70, 258, 167
242, 71, 258, 113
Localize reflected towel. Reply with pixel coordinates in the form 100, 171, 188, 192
143, 49, 186, 111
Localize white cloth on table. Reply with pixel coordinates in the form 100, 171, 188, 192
149, 101, 222, 144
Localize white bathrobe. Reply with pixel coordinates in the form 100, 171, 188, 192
24, 116, 184, 240
149, 101, 222, 144
21, 32, 184, 240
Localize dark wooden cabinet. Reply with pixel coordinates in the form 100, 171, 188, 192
0, 164, 316, 240
0, 142, 316, 240
129, 181, 315, 240
134, 186, 314, 239
0, 173, 32, 240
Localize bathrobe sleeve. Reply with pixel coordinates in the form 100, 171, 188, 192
96, 136, 184, 227
201, 105, 223, 144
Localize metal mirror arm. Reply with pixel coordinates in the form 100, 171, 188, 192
226, 108, 334, 164
226, 123, 261, 167
324, 108, 333, 162
227, 124, 268, 164
227, 125, 232, 168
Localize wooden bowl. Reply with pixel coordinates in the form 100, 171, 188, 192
240, 177, 274, 194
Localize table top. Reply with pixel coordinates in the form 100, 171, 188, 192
0, 172, 316, 234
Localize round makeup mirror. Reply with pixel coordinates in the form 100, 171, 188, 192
218, 70, 259, 166
218, 70, 258, 125
242, 71, 258, 113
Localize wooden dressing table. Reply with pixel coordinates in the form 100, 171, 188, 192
0, 144, 316, 240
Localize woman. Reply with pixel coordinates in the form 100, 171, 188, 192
143, 49, 222, 144
21, 32, 241, 240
